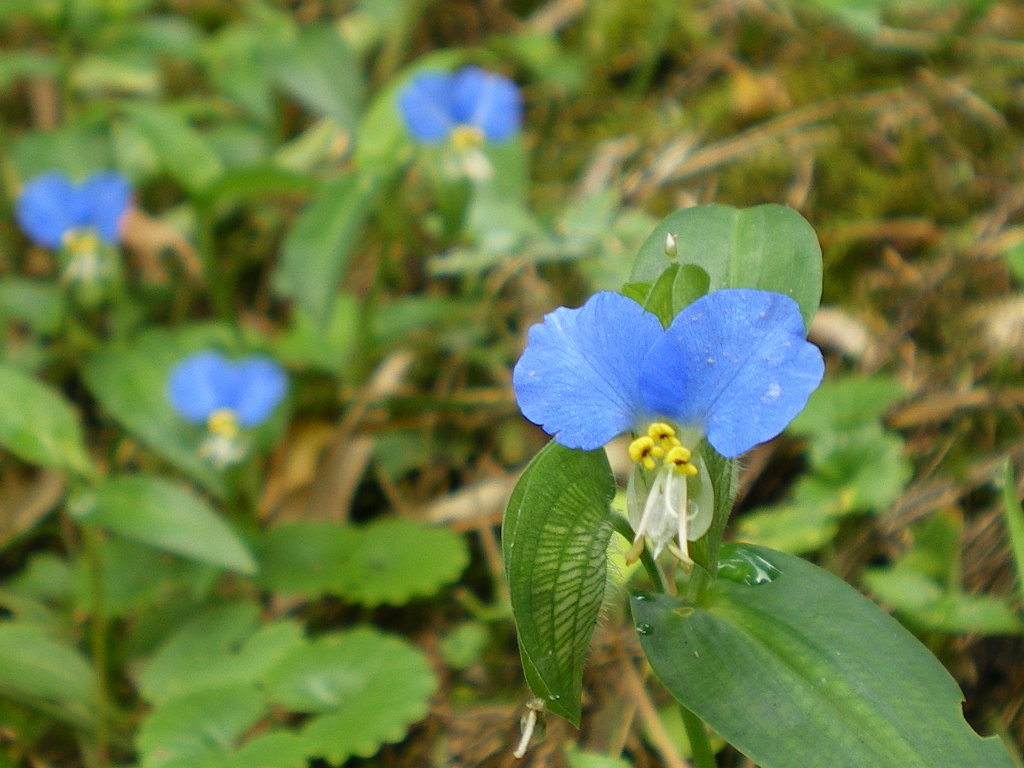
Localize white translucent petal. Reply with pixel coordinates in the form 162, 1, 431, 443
685, 454, 715, 541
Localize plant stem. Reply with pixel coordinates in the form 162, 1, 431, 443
82, 524, 109, 768
679, 704, 717, 768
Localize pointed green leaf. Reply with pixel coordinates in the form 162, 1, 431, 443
502, 441, 615, 725
123, 102, 224, 194
69, 475, 257, 575
0, 622, 94, 728
274, 172, 378, 326
0, 362, 93, 477
630, 204, 822, 329
631, 544, 1015, 768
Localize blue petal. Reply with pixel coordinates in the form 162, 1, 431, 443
513, 291, 663, 450
639, 289, 824, 458
450, 66, 521, 141
15, 173, 85, 249
167, 351, 236, 424
231, 356, 287, 427
397, 71, 456, 143
81, 172, 131, 245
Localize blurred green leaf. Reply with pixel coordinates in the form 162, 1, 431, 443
123, 102, 224, 194
0, 622, 94, 729
502, 441, 615, 726
633, 544, 1016, 768
137, 685, 267, 768
9, 124, 113, 181
274, 293, 359, 375
270, 23, 364, 131
255, 518, 468, 606
439, 622, 489, 669
789, 376, 905, 438
274, 172, 379, 326
68, 475, 257, 575
630, 204, 823, 329
201, 166, 317, 212
266, 628, 436, 763
0, 52, 57, 90
0, 278, 63, 335
0, 363, 93, 476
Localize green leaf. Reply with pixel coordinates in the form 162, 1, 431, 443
631, 544, 1015, 768
0, 363, 93, 476
501, 441, 616, 725
123, 102, 224, 194
789, 376, 905, 438
255, 518, 469, 606
137, 685, 267, 768
201, 166, 317, 211
270, 23, 364, 131
82, 330, 227, 496
630, 204, 823, 329
1002, 460, 1024, 609
274, 172, 378, 326
266, 628, 436, 763
68, 475, 257, 575
0, 622, 94, 728
139, 604, 303, 705
0, 278, 64, 334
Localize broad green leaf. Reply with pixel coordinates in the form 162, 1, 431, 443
123, 102, 224, 194
0, 622, 94, 728
270, 23, 363, 131
501, 441, 616, 725
82, 330, 227, 496
789, 376, 905, 438
274, 172, 378, 326
197, 732, 307, 768
0, 51, 57, 90
630, 204, 822, 329
266, 628, 436, 763
255, 519, 468, 606
68, 475, 257, 575
736, 504, 840, 555
201, 166, 317, 212
0, 278, 64, 334
9, 123, 113, 181
0, 363, 93, 476
1002, 460, 1024, 608
137, 685, 267, 768
139, 603, 304, 704
631, 544, 1015, 768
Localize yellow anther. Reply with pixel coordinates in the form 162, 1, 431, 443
450, 124, 485, 151
61, 228, 100, 256
207, 408, 240, 440
647, 422, 682, 451
628, 435, 664, 471
665, 445, 698, 475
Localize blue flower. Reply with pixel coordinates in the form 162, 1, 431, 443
512, 289, 824, 562
167, 351, 287, 466
398, 65, 521, 146
16, 171, 131, 250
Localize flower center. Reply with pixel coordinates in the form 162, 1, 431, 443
60, 228, 104, 283
450, 124, 485, 151
207, 407, 240, 440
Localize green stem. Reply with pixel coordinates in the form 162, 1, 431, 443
82, 525, 109, 768
609, 515, 667, 594
679, 703, 716, 768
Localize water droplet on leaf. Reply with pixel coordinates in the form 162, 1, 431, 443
716, 543, 781, 586
635, 623, 655, 635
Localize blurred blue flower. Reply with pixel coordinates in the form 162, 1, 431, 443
398, 65, 521, 147
16, 171, 131, 250
167, 351, 287, 466
512, 289, 824, 561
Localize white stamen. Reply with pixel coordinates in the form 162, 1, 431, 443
513, 698, 545, 759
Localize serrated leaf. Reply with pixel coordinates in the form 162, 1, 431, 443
501, 441, 615, 725
69, 475, 256, 575
137, 685, 267, 768
0, 362, 93, 477
274, 172, 379, 326
255, 519, 468, 606
266, 628, 436, 763
123, 102, 224, 194
0, 622, 94, 728
140, 603, 303, 704
631, 544, 1015, 768
630, 204, 822, 329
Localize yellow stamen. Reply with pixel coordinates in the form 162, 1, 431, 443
665, 445, 698, 475
628, 435, 664, 471
647, 422, 682, 451
62, 228, 100, 256
207, 408, 240, 440
450, 124, 485, 151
